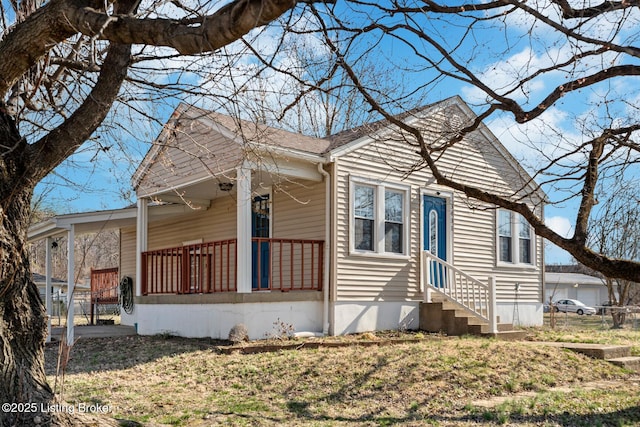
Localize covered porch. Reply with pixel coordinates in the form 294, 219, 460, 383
129, 150, 331, 337
134, 153, 329, 292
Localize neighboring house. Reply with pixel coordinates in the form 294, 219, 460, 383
544, 271, 609, 308
32, 272, 90, 309
29, 96, 546, 340
33, 272, 67, 303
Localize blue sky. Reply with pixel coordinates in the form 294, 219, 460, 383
32, 0, 640, 266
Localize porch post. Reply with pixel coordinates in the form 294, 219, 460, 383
488, 276, 498, 334
66, 224, 75, 344
136, 197, 149, 297
45, 237, 53, 343
236, 165, 252, 293
422, 251, 432, 303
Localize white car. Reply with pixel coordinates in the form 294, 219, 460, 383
554, 299, 596, 315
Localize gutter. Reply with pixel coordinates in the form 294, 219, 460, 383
317, 162, 331, 335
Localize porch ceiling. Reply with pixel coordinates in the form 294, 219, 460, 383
148, 173, 238, 205
28, 207, 138, 241
27, 204, 205, 242
142, 158, 324, 206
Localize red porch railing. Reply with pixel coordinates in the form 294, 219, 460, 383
90, 267, 119, 324
253, 238, 324, 292
142, 239, 237, 295
141, 238, 324, 295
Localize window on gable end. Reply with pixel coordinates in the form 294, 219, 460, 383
519, 214, 532, 264
498, 210, 513, 263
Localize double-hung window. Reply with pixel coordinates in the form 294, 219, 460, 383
384, 190, 404, 253
352, 179, 408, 256
518, 215, 532, 264
354, 185, 375, 251
497, 209, 534, 266
498, 210, 513, 263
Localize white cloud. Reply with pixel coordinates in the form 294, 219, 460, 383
545, 215, 573, 238
461, 47, 552, 105
484, 106, 586, 178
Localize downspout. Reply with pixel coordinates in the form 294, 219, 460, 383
318, 162, 331, 335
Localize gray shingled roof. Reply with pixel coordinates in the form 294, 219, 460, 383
323, 101, 443, 152
178, 100, 443, 156
181, 104, 331, 155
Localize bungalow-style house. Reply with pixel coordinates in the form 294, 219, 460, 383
28, 96, 545, 340
115, 96, 544, 339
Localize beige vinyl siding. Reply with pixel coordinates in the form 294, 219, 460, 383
146, 196, 237, 251
120, 226, 136, 281
333, 103, 543, 303
451, 196, 543, 302
118, 199, 237, 292
273, 180, 325, 241
137, 119, 243, 197
138, 179, 326, 247
271, 180, 325, 290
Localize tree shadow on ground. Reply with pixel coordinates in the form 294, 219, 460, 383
44, 334, 225, 375
444, 405, 640, 426
279, 400, 640, 426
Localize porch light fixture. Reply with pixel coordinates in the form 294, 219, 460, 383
218, 182, 234, 192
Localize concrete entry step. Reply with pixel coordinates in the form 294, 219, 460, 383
419, 301, 521, 338
607, 356, 640, 372
608, 356, 640, 372
557, 343, 632, 360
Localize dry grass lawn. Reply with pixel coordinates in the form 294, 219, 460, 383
45, 327, 640, 426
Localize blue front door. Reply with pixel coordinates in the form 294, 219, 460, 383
423, 195, 447, 287
252, 194, 270, 290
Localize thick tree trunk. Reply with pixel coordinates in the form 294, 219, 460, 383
0, 111, 77, 427
0, 206, 55, 426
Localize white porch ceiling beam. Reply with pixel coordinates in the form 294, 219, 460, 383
236, 165, 252, 294
245, 156, 323, 182
150, 194, 211, 209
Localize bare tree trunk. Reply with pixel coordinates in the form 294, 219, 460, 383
606, 278, 631, 329
611, 310, 626, 329
0, 112, 72, 427
0, 221, 55, 424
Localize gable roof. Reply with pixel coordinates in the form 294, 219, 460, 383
132, 103, 331, 190
324, 101, 441, 152
325, 96, 545, 201
203, 108, 331, 155
133, 97, 544, 202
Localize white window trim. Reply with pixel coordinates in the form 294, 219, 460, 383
420, 189, 454, 264
496, 209, 536, 268
349, 176, 411, 258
